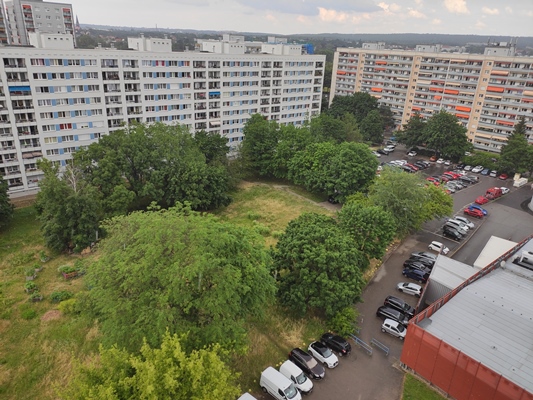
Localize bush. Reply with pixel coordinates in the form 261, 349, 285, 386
327, 306, 359, 337
57, 265, 76, 274
20, 308, 37, 320
25, 267, 36, 277
50, 290, 74, 303
246, 211, 261, 221
271, 230, 284, 239
57, 298, 79, 314
24, 281, 38, 293
253, 221, 271, 236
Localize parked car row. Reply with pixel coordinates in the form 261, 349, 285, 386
259, 332, 353, 398
440, 216, 476, 242
474, 186, 509, 205
377, 294, 418, 340
460, 165, 508, 180
385, 159, 430, 173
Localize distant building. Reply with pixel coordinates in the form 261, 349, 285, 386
330, 42, 533, 153
0, 33, 325, 196
4, 0, 75, 46
401, 235, 533, 399
0, 0, 9, 44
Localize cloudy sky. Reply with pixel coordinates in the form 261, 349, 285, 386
70, 0, 532, 36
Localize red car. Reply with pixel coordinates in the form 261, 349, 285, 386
426, 177, 440, 186
464, 208, 484, 219
443, 172, 460, 179
405, 163, 419, 171
499, 173, 508, 180
475, 196, 489, 205
440, 176, 451, 183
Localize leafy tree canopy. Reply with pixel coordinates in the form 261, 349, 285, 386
499, 117, 530, 174
272, 213, 367, 317
192, 130, 228, 165
0, 177, 14, 230
35, 160, 101, 252
83, 205, 275, 353
338, 200, 396, 261
378, 104, 395, 130
309, 113, 347, 143
396, 113, 427, 148
463, 151, 499, 171
369, 167, 452, 236
271, 124, 316, 179
423, 110, 470, 160
328, 92, 379, 123
360, 109, 384, 144
62, 331, 241, 400
240, 114, 280, 177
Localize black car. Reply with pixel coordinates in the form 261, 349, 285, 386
402, 267, 429, 283
410, 251, 437, 261
459, 175, 476, 184
481, 168, 490, 175
404, 257, 434, 269
289, 348, 326, 380
377, 148, 391, 155
376, 306, 409, 326
414, 161, 427, 169
320, 332, 351, 357
403, 259, 433, 271
416, 160, 431, 168
456, 163, 465, 170
443, 227, 463, 241
384, 295, 415, 318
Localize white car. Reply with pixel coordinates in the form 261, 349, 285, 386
464, 165, 472, 171
372, 151, 381, 158
472, 165, 484, 173
500, 187, 510, 195
382, 318, 407, 340
308, 341, 339, 369
408, 151, 417, 157
428, 240, 449, 255
489, 170, 497, 177
444, 160, 451, 166
436, 158, 444, 164
395, 160, 407, 166
396, 282, 423, 297
454, 216, 475, 229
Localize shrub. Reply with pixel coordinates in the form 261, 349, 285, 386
74, 260, 86, 276
253, 221, 271, 236
57, 298, 79, 314
11, 253, 35, 267
20, 308, 37, 320
271, 230, 284, 239
25, 267, 36, 277
57, 265, 76, 274
327, 306, 359, 337
246, 211, 261, 221
50, 290, 74, 303
24, 281, 38, 293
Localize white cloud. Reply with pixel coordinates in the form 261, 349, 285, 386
414, 0, 423, 5
443, 0, 469, 14
317, 7, 349, 22
408, 9, 427, 18
432, 18, 442, 25
378, 2, 402, 13
475, 20, 486, 29
505, 7, 513, 14
527, 11, 533, 17
482, 7, 499, 15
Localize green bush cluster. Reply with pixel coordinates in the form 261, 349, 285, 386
50, 290, 74, 303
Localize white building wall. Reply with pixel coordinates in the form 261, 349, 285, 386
0, 45, 325, 195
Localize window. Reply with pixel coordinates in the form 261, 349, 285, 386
33, 73, 47, 80
71, 72, 83, 79
59, 123, 72, 130
85, 59, 97, 66
40, 112, 53, 119
42, 125, 56, 132
63, 147, 77, 154
87, 72, 98, 79
46, 149, 60, 156
44, 137, 58, 144
36, 86, 50, 93
57, 111, 67, 118
56, 98, 68, 105
73, 110, 87, 117
37, 99, 53, 106
72, 98, 86, 104
61, 135, 74, 142
68, 59, 81, 66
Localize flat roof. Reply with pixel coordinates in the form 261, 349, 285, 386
430, 255, 480, 289
421, 267, 533, 392
473, 236, 517, 269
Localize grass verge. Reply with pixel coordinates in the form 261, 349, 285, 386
402, 374, 445, 400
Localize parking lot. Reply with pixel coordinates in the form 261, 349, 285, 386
256, 146, 533, 400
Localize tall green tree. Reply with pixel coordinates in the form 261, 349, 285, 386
272, 213, 367, 317
340, 113, 364, 143
84, 205, 275, 352
378, 104, 395, 130
271, 124, 315, 179
309, 113, 347, 143
0, 177, 14, 230
338, 201, 396, 261
396, 113, 427, 148
192, 130, 228, 165
360, 109, 384, 144
369, 167, 452, 236
499, 117, 530, 174
423, 110, 470, 160
240, 114, 280, 176
328, 92, 379, 122
35, 160, 101, 252
62, 332, 241, 400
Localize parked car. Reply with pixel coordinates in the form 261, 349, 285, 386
440, 175, 451, 183
320, 333, 352, 357
436, 158, 444, 164
410, 251, 437, 261
465, 174, 479, 182
475, 195, 489, 205
429, 155, 438, 162
381, 318, 407, 340
308, 341, 339, 369
428, 241, 449, 254
472, 165, 484, 173
459, 176, 476, 185
499, 173, 509, 180
414, 161, 428, 169
454, 216, 475, 229
489, 170, 497, 177
377, 149, 390, 155
417, 160, 431, 168
444, 222, 467, 236
384, 295, 415, 318
426, 177, 440, 186
406, 255, 435, 267
260, 367, 302, 400
402, 267, 429, 283
481, 168, 490, 175
376, 305, 409, 325
468, 204, 488, 216
396, 282, 423, 297
463, 165, 472, 171
442, 227, 463, 241
279, 361, 314, 395
444, 160, 451, 166
500, 187, 510, 195
464, 207, 484, 219
372, 151, 382, 158
446, 218, 470, 232
430, 175, 441, 182
404, 258, 434, 270
407, 150, 417, 157
444, 171, 461, 179
288, 348, 325, 380
485, 187, 503, 200
456, 163, 465, 169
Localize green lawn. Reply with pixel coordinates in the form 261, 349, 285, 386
403, 374, 446, 400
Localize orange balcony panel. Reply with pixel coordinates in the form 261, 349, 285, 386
487, 86, 504, 93
523, 90, 533, 97
521, 98, 533, 103
337, 70, 346, 75
496, 120, 514, 126
412, 107, 422, 111
490, 70, 509, 76
375, 61, 387, 65
371, 87, 383, 92
444, 89, 459, 95
455, 106, 471, 112
456, 113, 469, 119
434, 95, 442, 100
375, 67, 386, 71
429, 87, 444, 92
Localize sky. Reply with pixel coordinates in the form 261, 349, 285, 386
69, 0, 533, 36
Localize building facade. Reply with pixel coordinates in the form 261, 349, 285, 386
330, 44, 533, 152
0, 35, 325, 195
4, 0, 74, 45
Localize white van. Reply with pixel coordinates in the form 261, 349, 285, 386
260, 367, 302, 400
238, 393, 258, 400
279, 360, 313, 395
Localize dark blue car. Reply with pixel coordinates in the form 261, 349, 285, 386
402, 268, 429, 283
468, 204, 488, 215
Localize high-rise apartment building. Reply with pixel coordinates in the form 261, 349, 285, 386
330, 43, 533, 152
0, 0, 9, 44
4, 0, 74, 45
0, 34, 325, 195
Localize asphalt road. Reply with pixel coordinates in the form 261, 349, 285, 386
255, 148, 533, 400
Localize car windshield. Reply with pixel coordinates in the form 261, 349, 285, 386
295, 372, 307, 385
321, 347, 332, 357
284, 383, 299, 399
397, 324, 405, 333
307, 356, 318, 368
